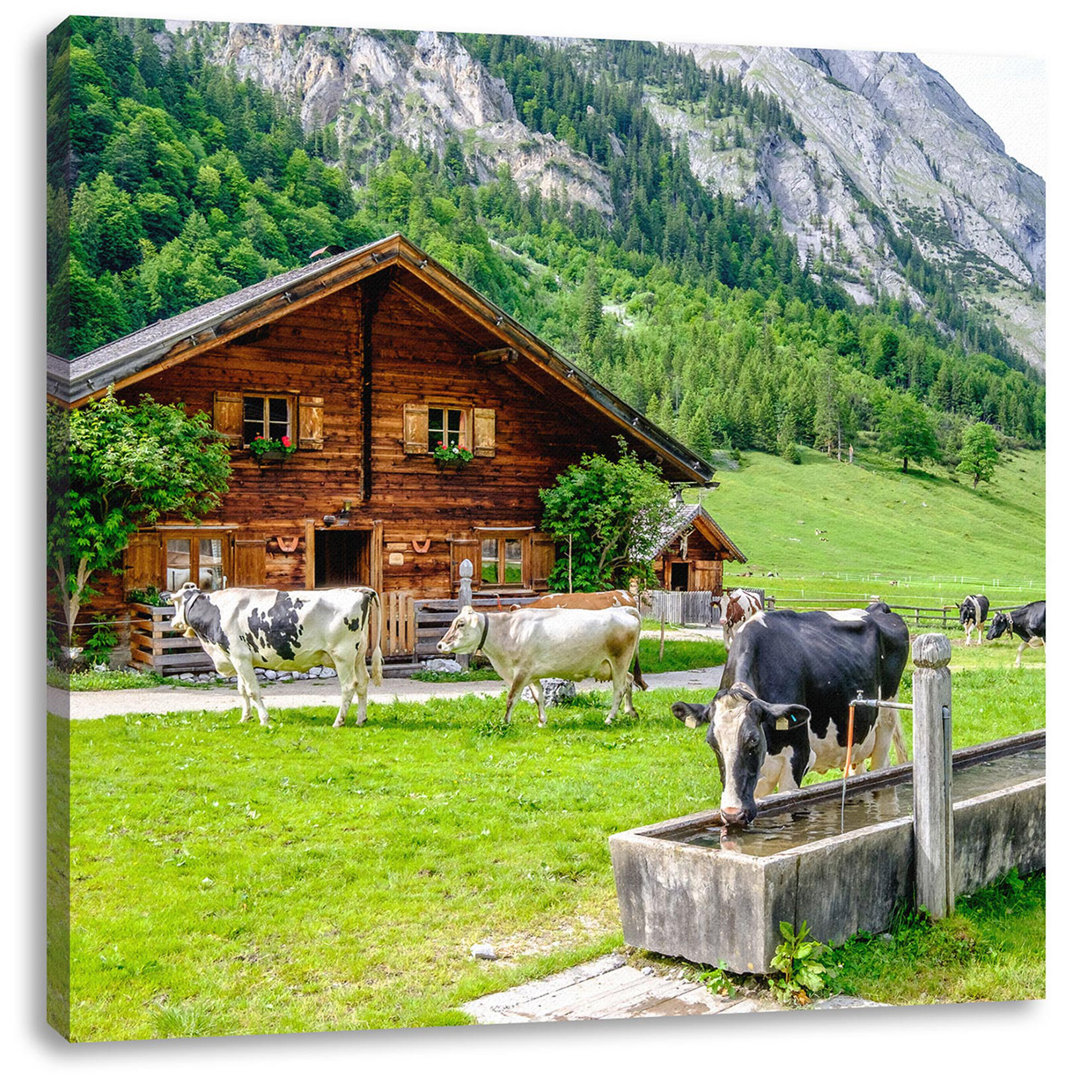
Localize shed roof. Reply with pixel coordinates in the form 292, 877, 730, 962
47, 234, 712, 484
637, 498, 747, 563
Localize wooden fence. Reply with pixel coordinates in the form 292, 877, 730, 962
641, 590, 717, 627
412, 594, 543, 659
129, 603, 214, 673
381, 591, 415, 658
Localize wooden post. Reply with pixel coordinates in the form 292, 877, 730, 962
911, 633, 954, 919
456, 558, 473, 671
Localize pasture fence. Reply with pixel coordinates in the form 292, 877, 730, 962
764, 597, 975, 630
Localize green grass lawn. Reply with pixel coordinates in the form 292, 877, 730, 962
54, 623, 1043, 1040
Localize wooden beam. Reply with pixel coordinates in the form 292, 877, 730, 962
474, 348, 518, 363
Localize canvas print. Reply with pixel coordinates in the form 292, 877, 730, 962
45, 13, 1046, 1044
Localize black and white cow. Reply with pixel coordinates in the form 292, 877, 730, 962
169, 583, 383, 726
958, 594, 990, 646
985, 600, 1046, 667
671, 606, 910, 827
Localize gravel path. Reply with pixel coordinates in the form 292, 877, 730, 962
49, 665, 726, 720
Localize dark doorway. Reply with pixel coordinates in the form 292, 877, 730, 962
315, 530, 371, 587
669, 562, 690, 592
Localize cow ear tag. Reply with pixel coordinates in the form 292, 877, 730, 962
774, 715, 789, 731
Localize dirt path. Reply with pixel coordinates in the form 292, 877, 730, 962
49, 665, 726, 720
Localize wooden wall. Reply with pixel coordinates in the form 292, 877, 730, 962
101, 269, 651, 618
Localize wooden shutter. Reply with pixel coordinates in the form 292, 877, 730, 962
403, 403, 428, 454
213, 391, 244, 447
123, 532, 163, 595
231, 535, 267, 587
473, 407, 496, 457
449, 538, 483, 593
528, 533, 556, 590
297, 396, 324, 450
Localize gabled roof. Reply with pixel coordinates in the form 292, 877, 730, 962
637, 498, 747, 563
46, 234, 712, 484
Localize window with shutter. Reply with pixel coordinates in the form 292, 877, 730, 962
403, 404, 496, 458
449, 538, 482, 592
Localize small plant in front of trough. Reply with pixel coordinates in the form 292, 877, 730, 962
767, 921, 835, 1006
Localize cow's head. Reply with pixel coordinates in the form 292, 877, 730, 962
436, 606, 486, 654
169, 581, 203, 638
671, 686, 810, 827
715, 593, 735, 626
986, 611, 1011, 641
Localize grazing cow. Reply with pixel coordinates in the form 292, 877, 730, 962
985, 600, 1046, 667
436, 604, 642, 726
958, 594, 991, 646
169, 583, 383, 726
716, 588, 765, 648
524, 590, 647, 689
671, 607, 910, 827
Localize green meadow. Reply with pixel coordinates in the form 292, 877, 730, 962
51, 448, 1047, 1039
689, 446, 1045, 609
52, 628, 1043, 1040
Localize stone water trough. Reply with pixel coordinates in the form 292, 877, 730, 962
609, 729, 1044, 973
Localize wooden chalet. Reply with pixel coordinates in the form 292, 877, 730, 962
48, 234, 738, 664
642, 497, 746, 593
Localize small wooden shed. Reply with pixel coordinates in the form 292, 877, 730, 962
643, 497, 747, 594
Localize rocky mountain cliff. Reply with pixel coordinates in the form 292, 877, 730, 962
177, 22, 1045, 369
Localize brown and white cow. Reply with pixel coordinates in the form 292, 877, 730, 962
436, 604, 642, 726
170, 583, 383, 727
523, 590, 647, 689
715, 588, 765, 648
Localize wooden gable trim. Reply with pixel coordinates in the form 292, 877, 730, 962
682, 510, 747, 563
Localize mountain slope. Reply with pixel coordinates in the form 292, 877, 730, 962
187, 23, 1044, 369
668, 44, 1044, 366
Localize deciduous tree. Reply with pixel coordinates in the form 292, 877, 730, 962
47, 390, 231, 662
956, 421, 1000, 489
878, 393, 940, 472
538, 439, 672, 591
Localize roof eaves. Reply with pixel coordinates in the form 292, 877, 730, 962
50, 236, 401, 404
